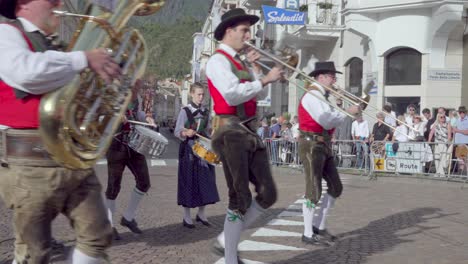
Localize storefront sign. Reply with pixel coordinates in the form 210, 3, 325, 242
257, 84, 272, 107
365, 72, 378, 94
262, 5, 306, 25
428, 69, 461, 81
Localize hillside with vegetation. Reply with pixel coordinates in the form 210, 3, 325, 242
132, 0, 212, 79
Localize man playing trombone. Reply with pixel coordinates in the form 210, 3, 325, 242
206, 8, 283, 264
298, 61, 360, 245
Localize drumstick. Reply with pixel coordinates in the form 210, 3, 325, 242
127, 120, 157, 128
195, 133, 211, 141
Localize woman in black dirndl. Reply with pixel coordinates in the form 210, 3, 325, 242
174, 82, 220, 228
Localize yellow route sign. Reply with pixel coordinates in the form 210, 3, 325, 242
374, 158, 385, 170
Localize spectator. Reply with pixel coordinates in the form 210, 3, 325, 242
449, 110, 458, 128
383, 104, 397, 127
370, 112, 391, 157
255, 24, 264, 47
351, 115, 370, 169
392, 115, 409, 142
257, 118, 270, 140
452, 106, 468, 173
333, 99, 354, 167
431, 107, 450, 129
269, 117, 281, 165
428, 114, 452, 176
269, 117, 281, 138
422, 108, 435, 141
409, 115, 425, 139
291, 115, 300, 139
405, 104, 417, 126
279, 122, 294, 163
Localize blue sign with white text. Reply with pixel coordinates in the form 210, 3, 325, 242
262, 5, 306, 25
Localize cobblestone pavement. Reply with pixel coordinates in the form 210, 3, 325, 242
1, 165, 468, 264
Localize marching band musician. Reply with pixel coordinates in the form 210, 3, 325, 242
104, 79, 156, 240
0, 0, 121, 263
174, 82, 220, 229
206, 8, 283, 264
298, 61, 360, 245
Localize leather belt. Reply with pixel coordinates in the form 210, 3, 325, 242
299, 131, 330, 143
0, 128, 59, 167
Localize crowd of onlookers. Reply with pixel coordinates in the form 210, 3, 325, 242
257, 102, 468, 176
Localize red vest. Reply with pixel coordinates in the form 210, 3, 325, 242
0, 24, 42, 128
298, 93, 333, 134
207, 49, 257, 117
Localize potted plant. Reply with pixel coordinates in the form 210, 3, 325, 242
317, 2, 333, 9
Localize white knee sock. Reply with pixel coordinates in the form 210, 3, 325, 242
105, 199, 116, 227
69, 248, 101, 264
183, 207, 193, 224
223, 209, 243, 264
197, 206, 207, 221
242, 200, 263, 230
123, 188, 145, 221
319, 195, 335, 230
302, 200, 315, 238
313, 194, 329, 230
216, 200, 264, 250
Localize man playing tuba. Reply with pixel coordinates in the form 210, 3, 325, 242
0, 0, 120, 263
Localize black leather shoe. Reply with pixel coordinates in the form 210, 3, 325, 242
196, 215, 211, 226
120, 217, 143, 234
112, 227, 121, 240
183, 219, 195, 229
313, 226, 337, 242
301, 234, 320, 245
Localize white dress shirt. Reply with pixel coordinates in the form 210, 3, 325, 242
0, 17, 87, 95
351, 120, 370, 139
300, 83, 346, 130
205, 43, 267, 106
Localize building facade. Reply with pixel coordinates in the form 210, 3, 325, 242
193, 0, 468, 121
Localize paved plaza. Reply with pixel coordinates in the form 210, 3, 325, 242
1, 161, 467, 264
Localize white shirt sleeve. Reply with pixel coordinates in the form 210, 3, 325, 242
0, 24, 87, 95
301, 91, 347, 130
351, 121, 357, 137
206, 53, 264, 106
174, 108, 188, 140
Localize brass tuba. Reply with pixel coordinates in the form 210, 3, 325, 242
39, 0, 165, 169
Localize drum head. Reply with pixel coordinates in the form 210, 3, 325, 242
135, 125, 168, 144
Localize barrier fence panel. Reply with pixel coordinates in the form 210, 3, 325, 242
263, 138, 467, 182
263, 138, 370, 174
369, 141, 468, 181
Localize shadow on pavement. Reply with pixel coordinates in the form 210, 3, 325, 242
274, 207, 458, 264
113, 208, 286, 247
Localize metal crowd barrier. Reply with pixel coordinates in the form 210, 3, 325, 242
263, 138, 467, 182
263, 138, 370, 174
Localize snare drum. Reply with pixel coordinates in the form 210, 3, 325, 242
128, 125, 168, 158
192, 137, 220, 165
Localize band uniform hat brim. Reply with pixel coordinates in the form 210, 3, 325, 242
0, 0, 16, 19
214, 8, 259, 41
308, 61, 343, 77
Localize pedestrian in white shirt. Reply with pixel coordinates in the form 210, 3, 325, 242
404, 104, 417, 126
298, 61, 360, 246
351, 115, 370, 169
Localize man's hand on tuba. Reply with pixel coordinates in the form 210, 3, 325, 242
85, 48, 122, 84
